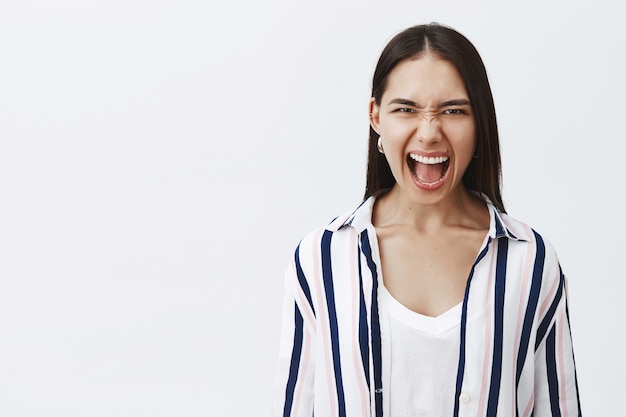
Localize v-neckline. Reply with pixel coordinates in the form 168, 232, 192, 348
381, 285, 462, 335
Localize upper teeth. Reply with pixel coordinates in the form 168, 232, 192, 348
409, 154, 449, 164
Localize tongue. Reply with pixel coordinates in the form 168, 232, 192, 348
415, 162, 443, 183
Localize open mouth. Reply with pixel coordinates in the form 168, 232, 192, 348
407, 153, 450, 187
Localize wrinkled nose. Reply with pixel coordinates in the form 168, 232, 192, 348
416, 117, 442, 145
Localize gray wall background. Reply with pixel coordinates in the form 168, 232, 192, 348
1, 0, 622, 415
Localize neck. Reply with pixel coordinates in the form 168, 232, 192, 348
373, 185, 488, 232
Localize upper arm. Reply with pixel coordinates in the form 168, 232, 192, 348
533, 246, 582, 416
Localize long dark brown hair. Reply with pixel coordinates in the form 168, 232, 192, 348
364, 23, 505, 212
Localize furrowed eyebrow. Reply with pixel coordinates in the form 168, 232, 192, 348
438, 99, 471, 108
387, 98, 471, 108
388, 98, 422, 107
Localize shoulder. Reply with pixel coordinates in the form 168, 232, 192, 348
300, 197, 375, 243
505, 211, 557, 246
496, 210, 558, 255
293, 198, 374, 266
496, 210, 563, 291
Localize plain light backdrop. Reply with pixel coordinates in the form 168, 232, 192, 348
0, 0, 623, 415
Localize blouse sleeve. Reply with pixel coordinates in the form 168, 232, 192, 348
271, 246, 317, 417
533, 268, 583, 416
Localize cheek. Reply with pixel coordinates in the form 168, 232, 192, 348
379, 125, 408, 155
380, 120, 413, 139
447, 125, 476, 159
380, 137, 409, 178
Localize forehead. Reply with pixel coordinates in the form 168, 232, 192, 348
383, 56, 468, 102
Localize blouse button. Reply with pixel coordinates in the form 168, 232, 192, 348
459, 393, 471, 404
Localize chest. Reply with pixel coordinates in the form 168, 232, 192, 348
376, 228, 488, 317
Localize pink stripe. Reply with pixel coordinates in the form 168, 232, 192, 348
557, 308, 568, 417
295, 292, 316, 329
538, 270, 560, 319
348, 229, 370, 415
291, 328, 312, 414
512, 224, 536, 415
477, 247, 497, 415
501, 215, 529, 241
311, 228, 338, 417
521, 394, 534, 417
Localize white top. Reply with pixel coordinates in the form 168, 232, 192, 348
383, 286, 462, 417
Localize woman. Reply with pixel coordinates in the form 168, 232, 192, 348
273, 23, 581, 417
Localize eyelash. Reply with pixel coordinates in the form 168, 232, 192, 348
443, 109, 466, 115
393, 108, 467, 115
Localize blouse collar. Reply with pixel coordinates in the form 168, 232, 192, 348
326, 195, 530, 242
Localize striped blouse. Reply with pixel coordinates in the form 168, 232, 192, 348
273, 196, 582, 417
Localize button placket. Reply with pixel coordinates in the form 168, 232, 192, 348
459, 393, 470, 404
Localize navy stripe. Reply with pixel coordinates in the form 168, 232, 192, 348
494, 214, 507, 237
453, 238, 492, 417
564, 277, 583, 416
295, 245, 316, 317
357, 244, 371, 391
516, 230, 545, 389
536, 272, 564, 350
486, 239, 509, 416
546, 326, 562, 417
360, 230, 383, 417
283, 303, 304, 417
320, 230, 346, 417
493, 211, 523, 240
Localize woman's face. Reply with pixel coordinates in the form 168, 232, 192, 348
370, 55, 476, 206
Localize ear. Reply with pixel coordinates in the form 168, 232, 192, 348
369, 97, 381, 134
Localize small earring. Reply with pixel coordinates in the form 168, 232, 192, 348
377, 137, 384, 154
